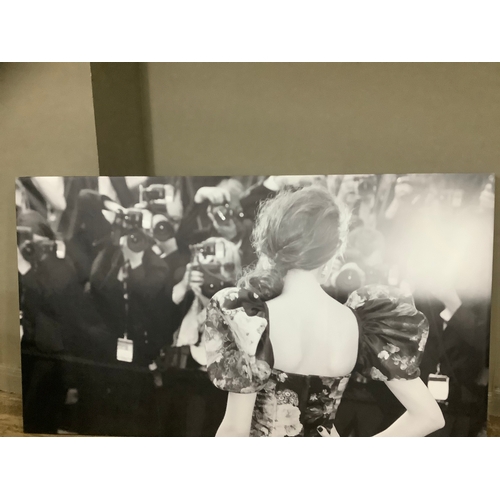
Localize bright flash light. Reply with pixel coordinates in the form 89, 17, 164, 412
395, 204, 493, 300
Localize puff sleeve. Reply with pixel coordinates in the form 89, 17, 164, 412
346, 285, 429, 382
203, 287, 274, 393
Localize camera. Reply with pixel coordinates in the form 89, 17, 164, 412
17, 226, 57, 264
207, 203, 244, 227
190, 240, 225, 261
336, 263, 365, 292
137, 184, 177, 242
111, 204, 177, 253
114, 208, 143, 232
334, 262, 366, 303
139, 184, 174, 210
112, 209, 152, 253
151, 214, 176, 243
189, 240, 237, 298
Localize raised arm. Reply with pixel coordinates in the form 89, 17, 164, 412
374, 378, 444, 437
216, 392, 257, 437
31, 176, 66, 212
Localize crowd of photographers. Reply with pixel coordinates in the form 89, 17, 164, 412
16, 173, 494, 436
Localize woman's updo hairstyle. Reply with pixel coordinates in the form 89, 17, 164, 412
239, 185, 348, 300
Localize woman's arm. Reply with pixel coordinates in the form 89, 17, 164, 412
216, 392, 257, 437
374, 378, 445, 437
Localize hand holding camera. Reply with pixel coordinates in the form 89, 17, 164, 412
175, 263, 205, 302
194, 186, 231, 206
106, 187, 178, 257
17, 226, 57, 271
186, 239, 240, 299
186, 264, 205, 298
207, 206, 239, 240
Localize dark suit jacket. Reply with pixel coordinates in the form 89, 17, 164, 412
89, 245, 183, 366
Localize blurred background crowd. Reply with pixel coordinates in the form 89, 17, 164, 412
15, 173, 494, 436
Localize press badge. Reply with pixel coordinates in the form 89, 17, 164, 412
117, 337, 134, 363
428, 373, 450, 402
56, 240, 66, 259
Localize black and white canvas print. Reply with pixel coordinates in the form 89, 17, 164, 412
15, 174, 494, 436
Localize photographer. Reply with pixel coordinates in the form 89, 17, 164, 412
175, 180, 253, 261
413, 286, 489, 436
332, 174, 380, 230
89, 222, 180, 366
87, 194, 186, 435
63, 177, 147, 286
17, 210, 106, 434
85, 182, 189, 364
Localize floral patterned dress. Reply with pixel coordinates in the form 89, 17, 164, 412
203, 285, 429, 437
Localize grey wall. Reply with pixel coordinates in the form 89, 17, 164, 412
144, 63, 500, 175
0, 62, 100, 392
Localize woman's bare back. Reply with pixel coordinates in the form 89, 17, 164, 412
265, 289, 359, 378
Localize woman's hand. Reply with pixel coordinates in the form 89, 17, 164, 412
317, 425, 340, 437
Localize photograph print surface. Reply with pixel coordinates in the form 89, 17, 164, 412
15, 173, 494, 436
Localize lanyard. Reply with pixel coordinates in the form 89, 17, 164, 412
121, 260, 131, 340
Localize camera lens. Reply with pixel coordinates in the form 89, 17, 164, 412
20, 241, 35, 262
127, 230, 148, 253
336, 268, 363, 294
153, 220, 175, 242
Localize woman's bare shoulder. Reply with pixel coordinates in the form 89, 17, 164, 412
322, 292, 359, 328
